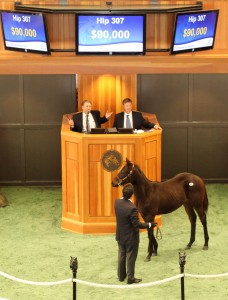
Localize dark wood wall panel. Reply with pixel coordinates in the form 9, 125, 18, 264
192, 75, 228, 122
0, 76, 21, 123
0, 129, 22, 182
192, 128, 228, 180
161, 127, 189, 177
25, 128, 62, 183
137, 74, 228, 182
138, 74, 189, 122
0, 75, 76, 185
23, 75, 76, 123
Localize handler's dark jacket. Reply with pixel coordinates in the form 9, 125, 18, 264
115, 197, 150, 245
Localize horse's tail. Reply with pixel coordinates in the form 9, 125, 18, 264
183, 174, 209, 213
203, 189, 209, 213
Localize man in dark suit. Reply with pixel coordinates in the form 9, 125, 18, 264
113, 98, 161, 130
114, 183, 157, 284
69, 100, 113, 133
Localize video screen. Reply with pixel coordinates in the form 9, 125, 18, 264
170, 10, 219, 54
0, 11, 50, 54
76, 14, 146, 55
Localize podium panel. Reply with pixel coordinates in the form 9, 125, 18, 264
61, 115, 162, 234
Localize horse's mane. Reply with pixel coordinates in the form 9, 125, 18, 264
133, 164, 152, 184
131, 164, 155, 206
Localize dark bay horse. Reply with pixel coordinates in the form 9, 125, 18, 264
112, 158, 209, 261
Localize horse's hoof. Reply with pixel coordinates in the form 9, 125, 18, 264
151, 252, 158, 257
203, 246, 208, 250
185, 245, 191, 250
144, 256, 151, 262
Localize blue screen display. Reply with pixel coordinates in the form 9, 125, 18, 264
171, 10, 219, 54
76, 14, 145, 55
1, 11, 50, 54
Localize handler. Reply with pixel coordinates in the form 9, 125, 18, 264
114, 183, 157, 284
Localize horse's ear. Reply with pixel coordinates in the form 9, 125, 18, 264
126, 158, 132, 165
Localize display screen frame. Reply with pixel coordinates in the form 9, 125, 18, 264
0, 10, 51, 55
75, 13, 146, 56
170, 9, 219, 55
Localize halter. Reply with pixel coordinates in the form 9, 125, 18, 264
116, 164, 134, 186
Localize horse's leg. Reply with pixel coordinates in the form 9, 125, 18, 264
146, 227, 152, 253
195, 209, 209, 250
141, 213, 154, 261
144, 227, 158, 262
183, 203, 197, 249
150, 229, 158, 256
145, 227, 153, 262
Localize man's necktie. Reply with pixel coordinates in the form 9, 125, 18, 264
86, 114, 90, 133
126, 115, 131, 128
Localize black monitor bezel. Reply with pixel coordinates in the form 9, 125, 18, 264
75, 13, 146, 56
170, 9, 219, 55
0, 10, 51, 55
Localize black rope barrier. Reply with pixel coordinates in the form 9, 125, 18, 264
70, 254, 187, 299
2, 252, 227, 299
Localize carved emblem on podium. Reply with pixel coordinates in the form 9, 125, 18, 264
101, 150, 122, 172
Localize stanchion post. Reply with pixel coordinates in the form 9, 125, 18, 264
70, 256, 78, 300
179, 252, 186, 300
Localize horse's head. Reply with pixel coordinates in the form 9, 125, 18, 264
112, 158, 135, 187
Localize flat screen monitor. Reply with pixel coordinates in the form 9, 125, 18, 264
76, 14, 146, 55
90, 128, 106, 134
118, 128, 134, 134
0, 10, 50, 54
170, 10, 219, 55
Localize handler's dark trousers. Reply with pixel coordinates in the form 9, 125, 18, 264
117, 242, 139, 281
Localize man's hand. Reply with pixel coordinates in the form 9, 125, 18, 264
69, 119, 74, 127
149, 222, 157, 228
154, 124, 161, 130
105, 111, 113, 119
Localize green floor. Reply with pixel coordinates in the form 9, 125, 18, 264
0, 184, 227, 300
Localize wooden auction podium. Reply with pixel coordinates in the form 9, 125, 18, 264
61, 114, 162, 234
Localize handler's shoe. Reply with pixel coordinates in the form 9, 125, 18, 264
119, 276, 126, 282
127, 278, 142, 284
